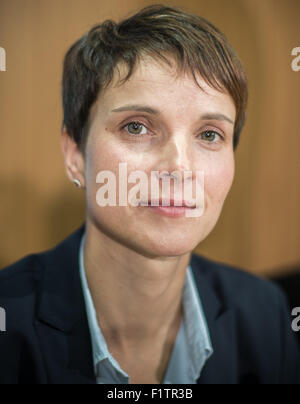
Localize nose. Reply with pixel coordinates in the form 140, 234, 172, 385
155, 132, 194, 180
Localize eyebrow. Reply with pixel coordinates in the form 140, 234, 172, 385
111, 104, 234, 125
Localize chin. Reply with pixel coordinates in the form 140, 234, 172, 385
133, 233, 202, 259
150, 246, 193, 258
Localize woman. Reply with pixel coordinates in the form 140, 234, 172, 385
0, 4, 299, 384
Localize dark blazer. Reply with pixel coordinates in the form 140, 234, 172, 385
0, 224, 299, 384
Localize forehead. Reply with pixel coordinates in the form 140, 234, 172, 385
93, 56, 236, 121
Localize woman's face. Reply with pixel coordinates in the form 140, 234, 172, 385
83, 57, 236, 257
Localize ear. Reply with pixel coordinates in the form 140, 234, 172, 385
61, 126, 86, 188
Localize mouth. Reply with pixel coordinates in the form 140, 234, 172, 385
142, 198, 197, 208
139, 198, 197, 217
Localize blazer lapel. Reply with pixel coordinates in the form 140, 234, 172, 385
190, 254, 238, 384
35, 223, 96, 384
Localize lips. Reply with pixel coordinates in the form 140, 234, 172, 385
142, 198, 196, 208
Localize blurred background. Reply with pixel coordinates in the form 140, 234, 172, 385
0, 0, 299, 284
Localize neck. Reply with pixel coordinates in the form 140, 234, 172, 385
83, 219, 191, 350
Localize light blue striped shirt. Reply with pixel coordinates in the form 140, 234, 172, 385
79, 234, 213, 384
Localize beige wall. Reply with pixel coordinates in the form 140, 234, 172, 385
0, 0, 299, 277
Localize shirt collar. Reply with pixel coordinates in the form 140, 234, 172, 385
79, 232, 213, 381
183, 265, 214, 379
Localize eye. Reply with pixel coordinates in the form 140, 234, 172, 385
123, 121, 148, 136
199, 130, 222, 142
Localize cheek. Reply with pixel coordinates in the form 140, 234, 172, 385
86, 136, 148, 177
204, 155, 235, 207
85, 138, 152, 211
88, 141, 124, 175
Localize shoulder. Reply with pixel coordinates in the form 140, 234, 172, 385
0, 224, 85, 324
191, 255, 300, 384
191, 253, 289, 319
0, 254, 44, 335
0, 254, 43, 294
0, 224, 85, 294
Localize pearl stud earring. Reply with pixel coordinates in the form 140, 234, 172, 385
73, 179, 82, 188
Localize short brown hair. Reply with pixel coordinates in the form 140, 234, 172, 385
62, 4, 248, 151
